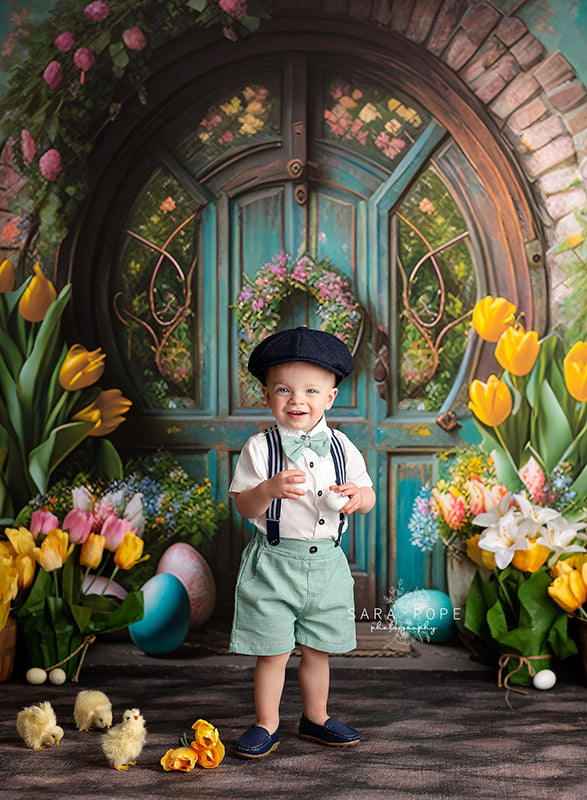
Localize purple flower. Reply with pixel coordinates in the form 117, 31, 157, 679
39, 149, 62, 181
54, 31, 75, 51
43, 60, 62, 88
122, 26, 147, 51
84, 1, 110, 21
74, 46, 96, 71
21, 130, 36, 164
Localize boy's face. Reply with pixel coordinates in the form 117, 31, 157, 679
262, 362, 338, 432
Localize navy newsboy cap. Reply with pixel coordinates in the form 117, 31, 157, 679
248, 327, 354, 385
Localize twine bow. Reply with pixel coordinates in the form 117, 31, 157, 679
497, 652, 552, 695
44, 634, 96, 683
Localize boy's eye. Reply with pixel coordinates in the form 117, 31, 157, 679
276, 387, 289, 393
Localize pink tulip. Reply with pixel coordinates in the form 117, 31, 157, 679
219, 0, 247, 19
39, 149, 62, 181
520, 456, 546, 503
100, 513, 135, 552
433, 488, 467, 530
30, 509, 60, 536
122, 26, 147, 51
21, 130, 36, 164
62, 508, 93, 544
74, 47, 96, 71
43, 61, 62, 89
54, 32, 75, 51
84, 1, 109, 21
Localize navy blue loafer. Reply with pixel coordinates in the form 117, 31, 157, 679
235, 725, 280, 758
298, 714, 360, 747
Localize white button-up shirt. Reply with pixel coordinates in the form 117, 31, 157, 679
229, 416, 373, 540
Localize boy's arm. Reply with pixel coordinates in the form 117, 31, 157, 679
234, 470, 307, 519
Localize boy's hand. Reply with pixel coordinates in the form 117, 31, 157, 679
268, 470, 306, 500
329, 483, 364, 515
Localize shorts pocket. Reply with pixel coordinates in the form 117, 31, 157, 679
237, 542, 265, 587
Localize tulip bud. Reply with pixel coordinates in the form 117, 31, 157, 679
18, 264, 57, 322
469, 375, 512, 427
80, 533, 106, 569
113, 531, 149, 570
564, 341, 587, 402
0, 258, 16, 293
472, 296, 516, 342
495, 325, 540, 377
59, 344, 106, 391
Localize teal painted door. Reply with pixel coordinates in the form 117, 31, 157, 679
114, 54, 492, 614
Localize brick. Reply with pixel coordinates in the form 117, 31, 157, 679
554, 210, 583, 242
580, 154, 587, 186
444, 30, 479, 70
523, 136, 576, 179
519, 115, 567, 152
544, 186, 587, 221
510, 32, 545, 70
405, 0, 443, 43
0, 213, 27, 248
494, 14, 527, 47
507, 98, 549, 134
443, 2, 501, 70
532, 51, 575, 91
547, 79, 587, 114
426, 0, 469, 56
459, 35, 506, 83
471, 71, 508, 104
564, 103, 587, 137
389, 0, 413, 33
537, 165, 581, 195
488, 71, 541, 119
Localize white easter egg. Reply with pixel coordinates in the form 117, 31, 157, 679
26, 667, 47, 685
323, 490, 348, 512
532, 669, 557, 690
49, 668, 67, 685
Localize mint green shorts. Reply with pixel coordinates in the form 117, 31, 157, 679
230, 531, 356, 656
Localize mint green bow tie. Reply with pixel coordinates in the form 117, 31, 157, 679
281, 431, 330, 462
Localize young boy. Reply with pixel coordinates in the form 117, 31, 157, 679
229, 326, 376, 758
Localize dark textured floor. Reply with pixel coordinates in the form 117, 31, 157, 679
1, 637, 586, 800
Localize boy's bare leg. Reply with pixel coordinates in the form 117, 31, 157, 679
298, 644, 330, 725
254, 652, 291, 733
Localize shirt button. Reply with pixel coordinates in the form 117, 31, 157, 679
318, 519, 325, 525
309, 461, 314, 468
309, 546, 318, 553
317, 490, 323, 497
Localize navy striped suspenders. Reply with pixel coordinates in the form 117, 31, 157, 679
264, 425, 347, 546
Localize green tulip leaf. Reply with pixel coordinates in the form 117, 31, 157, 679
69, 602, 93, 634
85, 590, 144, 634
28, 420, 95, 494
79, 593, 119, 614
534, 379, 573, 472
95, 438, 124, 481
0, 327, 24, 378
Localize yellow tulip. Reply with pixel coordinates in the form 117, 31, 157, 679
469, 375, 512, 427
59, 344, 106, 391
32, 528, 70, 571
191, 719, 219, 749
563, 553, 587, 571
74, 389, 132, 436
14, 553, 36, 590
465, 534, 497, 570
160, 747, 198, 772
0, 541, 16, 559
0, 564, 19, 604
472, 296, 516, 342
195, 741, 225, 769
564, 341, 587, 402
80, 533, 106, 569
0, 258, 16, 293
548, 570, 587, 613
511, 538, 550, 572
113, 532, 149, 570
550, 560, 574, 578
495, 325, 540, 377
18, 263, 57, 322
5, 526, 36, 555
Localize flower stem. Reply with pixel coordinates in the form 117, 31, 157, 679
102, 566, 119, 596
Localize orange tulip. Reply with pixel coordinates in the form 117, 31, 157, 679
432, 486, 466, 530
160, 747, 198, 772
194, 741, 225, 769
495, 325, 540, 376
472, 296, 516, 342
73, 389, 132, 436
469, 375, 512, 427
191, 719, 219, 749
511, 538, 550, 572
564, 341, 587, 402
59, 344, 106, 391
466, 534, 497, 570
18, 263, 57, 322
0, 258, 16, 293
548, 570, 587, 612
32, 528, 70, 571
14, 553, 36, 590
80, 533, 106, 569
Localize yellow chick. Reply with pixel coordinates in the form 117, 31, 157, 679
74, 690, 113, 731
16, 701, 64, 750
101, 708, 146, 770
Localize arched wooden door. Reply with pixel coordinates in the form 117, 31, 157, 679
65, 42, 542, 616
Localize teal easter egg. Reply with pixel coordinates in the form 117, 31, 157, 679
391, 589, 456, 642
129, 573, 191, 655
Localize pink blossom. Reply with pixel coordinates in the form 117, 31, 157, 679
21, 130, 35, 164
39, 149, 62, 181
92, 498, 115, 529
84, 1, 110, 21
122, 26, 147, 51
100, 513, 135, 552
219, 0, 248, 20
74, 46, 96, 71
43, 60, 62, 88
54, 31, 75, 51
520, 457, 546, 503
30, 510, 60, 536
63, 508, 93, 544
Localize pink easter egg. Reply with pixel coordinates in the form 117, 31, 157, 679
156, 543, 216, 628
82, 574, 128, 601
